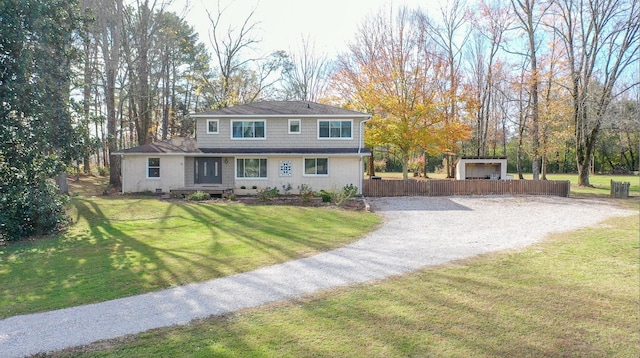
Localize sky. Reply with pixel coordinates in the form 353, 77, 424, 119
173, 0, 447, 58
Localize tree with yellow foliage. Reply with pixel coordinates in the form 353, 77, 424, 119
333, 6, 470, 180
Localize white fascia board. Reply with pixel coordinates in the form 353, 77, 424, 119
190, 114, 371, 119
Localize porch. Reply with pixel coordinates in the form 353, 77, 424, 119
170, 185, 234, 198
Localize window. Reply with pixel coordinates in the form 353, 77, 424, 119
232, 120, 265, 139
288, 119, 301, 134
206, 119, 219, 134
237, 158, 268, 178
304, 158, 328, 175
147, 158, 160, 178
318, 120, 352, 139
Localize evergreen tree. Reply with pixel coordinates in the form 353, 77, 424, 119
0, 0, 83, 241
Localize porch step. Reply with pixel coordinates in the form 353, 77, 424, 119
170, 187, 234, 198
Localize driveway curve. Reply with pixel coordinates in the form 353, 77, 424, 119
0, 196, 634, 357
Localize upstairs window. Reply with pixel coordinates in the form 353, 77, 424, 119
232, 120, 265, 139
206, 119, 219, 134
147, 158, 160, 178
288, 119, 301, 134
318, 120, 352, 139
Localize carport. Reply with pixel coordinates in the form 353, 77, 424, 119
455, 157, 507, 180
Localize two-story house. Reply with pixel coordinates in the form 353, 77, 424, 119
118, 101, 371, 195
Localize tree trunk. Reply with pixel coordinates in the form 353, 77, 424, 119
367, 154, 375, 177
104, 0, 123, 187
402, 151, 409, 180
82, 38, 93, 174
517, 124, 525, 179
56, 173, 69, 195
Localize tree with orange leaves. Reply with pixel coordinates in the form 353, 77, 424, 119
333, 6, 470, 180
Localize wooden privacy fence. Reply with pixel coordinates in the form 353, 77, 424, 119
610, 180, 630, 198
362, 179, 571, 197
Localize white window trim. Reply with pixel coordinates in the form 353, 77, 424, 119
317, 119, 353, 140
147, 157, 160, 179
230, 119, 267, 140
303, 157, 329, 176
206, 119, 219, 134
235, 157, 269, 180
288, 118, 301, 134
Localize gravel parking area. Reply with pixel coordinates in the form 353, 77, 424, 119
0, 196, 634, 357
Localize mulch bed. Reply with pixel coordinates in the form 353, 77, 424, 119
164, 195, 367, 211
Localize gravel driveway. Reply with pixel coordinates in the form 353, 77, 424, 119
0, 196, 634, 357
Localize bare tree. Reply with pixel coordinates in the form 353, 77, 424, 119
467, 0, 511, 160
123, 0, 171, 145
282, 36, 332, 102
419, 0, 471, 177
551, 0, 640, 186
205, 2, 259, 107
90, 0, 124, 186
510, 0, 552, 180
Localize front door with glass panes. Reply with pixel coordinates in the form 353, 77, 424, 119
195, 158, 222, 184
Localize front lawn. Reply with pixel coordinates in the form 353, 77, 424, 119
57, 212, 639, 357
0, 178, 379, 319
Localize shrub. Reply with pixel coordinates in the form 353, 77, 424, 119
187, 191, 210, 201
228, 194, 237, 201
1, 180, 69, 242
319, 190, 332, 203
374, 159, 387, 172
257, 187, 280, 202
319, 184, 359, 206
298, 184, 314, 203
281, 183, 293, 195
343, 183, 358, 197
93, 166, 108, 176
408, 155, 424, 173
335, 184, 358, 206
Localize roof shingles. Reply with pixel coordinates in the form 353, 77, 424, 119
191, 101, 369, 117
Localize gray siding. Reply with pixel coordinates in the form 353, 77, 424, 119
196, 117, 366, 149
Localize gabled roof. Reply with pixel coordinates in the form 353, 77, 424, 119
191, 101, 370, 118
116, 137, 202, 154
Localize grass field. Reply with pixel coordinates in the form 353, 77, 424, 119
57, 210, 639, 357
0, 176, 379, 319
3, 175, 639, 357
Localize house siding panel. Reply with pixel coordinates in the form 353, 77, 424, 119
122, 155, 185, 193
184, 157, 194, 186
196, 117, 365, 150
233, 155, 362, 193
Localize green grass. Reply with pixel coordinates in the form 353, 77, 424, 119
518, 173, 639, 197
0, 177, 379, 319
55, 210, 639, 357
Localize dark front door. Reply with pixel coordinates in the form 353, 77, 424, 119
195, 158, 222, 184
